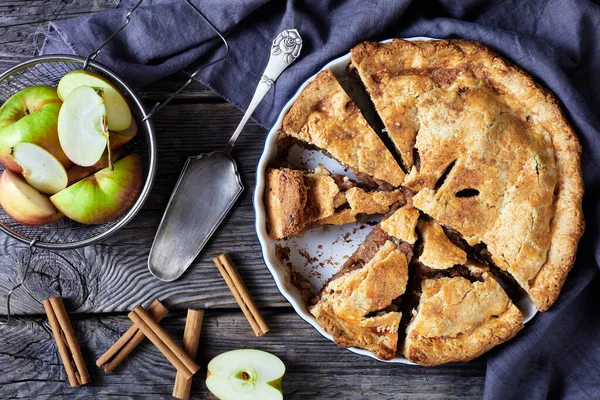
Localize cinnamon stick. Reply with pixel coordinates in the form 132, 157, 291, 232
96, 299, 168, 373
43, 296, 90, 387
173, 309, 204, 400
128, 305, 200, 381
213, 253, 269, 336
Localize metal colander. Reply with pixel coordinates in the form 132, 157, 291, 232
0, 0, 228, 323
0, 55, 157, 250
0, 0, 229, 250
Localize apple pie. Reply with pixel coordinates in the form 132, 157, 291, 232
267, 38, 584, 365
404, 263, 524, 366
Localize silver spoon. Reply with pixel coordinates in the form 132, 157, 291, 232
148, 29, 303, 281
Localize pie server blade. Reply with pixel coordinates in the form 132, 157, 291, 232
148, 29, 302, 281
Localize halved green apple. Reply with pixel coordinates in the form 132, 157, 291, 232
50, 154, 142, 224
12, 142, 68, 195
57, 70, 132, 131
0, 170, 63, 226
58, 85, 110, 167
0, 85, 71, 172
206, 349, 285, 400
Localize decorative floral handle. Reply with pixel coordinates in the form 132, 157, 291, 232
271, 29, 303, 64
225, 29, 303, 152
262, 29, 303, 86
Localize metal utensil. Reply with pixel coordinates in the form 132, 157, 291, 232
148, 29, 303, 281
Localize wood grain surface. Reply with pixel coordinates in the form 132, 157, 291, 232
0, 310, 486, 399
0, 1, 487, 398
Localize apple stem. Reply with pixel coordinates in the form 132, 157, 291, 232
104, 116, 114, 171
241, 372, 250, 380
108, 145, 114, 171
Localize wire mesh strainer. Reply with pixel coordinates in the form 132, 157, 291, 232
0, 55, 157, 249
0, 0, 228, 322
0, 0, 228, 250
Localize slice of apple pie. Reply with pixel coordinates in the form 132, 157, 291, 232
265, 167, 405, 239
309, 203, 418, 360
403, 264, 524, 366
280, 69, 405, 188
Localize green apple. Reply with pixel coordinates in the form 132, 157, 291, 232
0, 85, 71, 172
58, 85, 111, 167
57, 70, 132, 131
109, 118, 138, 149
50, 153, 142, 224
66, 147, 124, 186
206, 349, 285, 400
11, 142, 68, 194
0, 170, 63, 226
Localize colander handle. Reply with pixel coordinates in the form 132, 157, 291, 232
82, 0, 229, 122
142, 0, 229, 121
83, 0, 145, 70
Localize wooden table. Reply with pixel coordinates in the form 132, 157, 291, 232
0, 1, 486, 398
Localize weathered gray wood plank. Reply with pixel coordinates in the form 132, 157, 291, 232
0, 309, 486, 399
0, 102, 285, 315
0, 1, 118, 66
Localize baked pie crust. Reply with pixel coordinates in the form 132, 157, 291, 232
267, 38, 584, 365
281, 69, 405, 188
310, 238, 409, 360
417, 219, 467, 270
351, 39, 584, 311
404, 266, 524, 366
265, 167, 404, 239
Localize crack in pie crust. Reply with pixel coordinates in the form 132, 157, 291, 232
266, 38, 584, 365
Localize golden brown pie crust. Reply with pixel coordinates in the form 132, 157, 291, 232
265, 167, 404, 239
403, 268, 524, 366
417, 219, 467, 270
280, 69, 405, 187
310, 241, 408, 360
351, 39, 584, 311
269, 38, 584, 364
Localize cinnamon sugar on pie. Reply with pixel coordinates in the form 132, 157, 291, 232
265, 39, 584, 365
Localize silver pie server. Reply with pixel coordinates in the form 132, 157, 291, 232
148, 29, 303, 281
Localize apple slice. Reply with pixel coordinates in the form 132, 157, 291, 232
57, 70, 132, 131
206, 349, 285, 400
50, 154, 142, 225
58, 85, 110, 167
12, 142, 68, 195
66, 147, 124, 186
109, 118, 138, 150
0, 170, 63, 226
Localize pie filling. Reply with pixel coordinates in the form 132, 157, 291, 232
266, 39, 584, 365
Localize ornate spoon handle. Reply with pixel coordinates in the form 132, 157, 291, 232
224, 29, 302, 154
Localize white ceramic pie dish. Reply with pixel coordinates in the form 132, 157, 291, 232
254, 37, 537, 364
